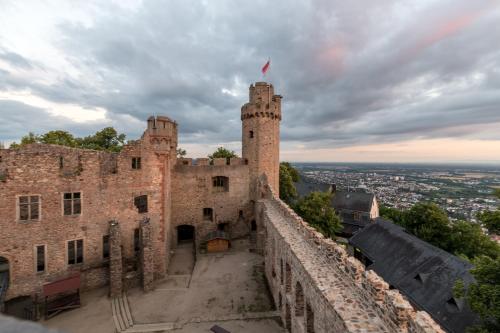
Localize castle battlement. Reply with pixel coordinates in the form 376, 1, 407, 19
176, 157, 246, 167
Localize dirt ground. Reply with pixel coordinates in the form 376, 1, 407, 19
43, 239, 283, 333
128, 241, 276, 323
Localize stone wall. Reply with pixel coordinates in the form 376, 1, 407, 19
0, 115, 176, 300
171, 159, 252, 249
257, 183, 445, 333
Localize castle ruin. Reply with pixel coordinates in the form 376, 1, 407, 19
0, 82, 445, 332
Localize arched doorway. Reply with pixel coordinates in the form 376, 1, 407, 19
177, 225, 195, 243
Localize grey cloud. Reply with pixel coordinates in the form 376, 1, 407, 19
0, 0, 499, 151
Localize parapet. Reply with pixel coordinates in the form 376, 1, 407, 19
259, 181, 445, 333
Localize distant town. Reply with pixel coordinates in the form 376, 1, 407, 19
295, 163, 500, 223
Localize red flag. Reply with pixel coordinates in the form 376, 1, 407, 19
261, 59, 270, 75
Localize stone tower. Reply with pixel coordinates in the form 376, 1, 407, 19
241, 82, 282, 197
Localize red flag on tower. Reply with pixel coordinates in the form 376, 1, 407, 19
261, 59, 270, 75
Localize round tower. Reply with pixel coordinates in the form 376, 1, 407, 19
241, 82, 282, 197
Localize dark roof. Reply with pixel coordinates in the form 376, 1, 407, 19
294, 178, 332, 198
332, 191, 374, 213
349, 218, 479, 333
204, 230, 229, 242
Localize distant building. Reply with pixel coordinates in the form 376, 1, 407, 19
331, 191, 379, 238
294, 178, 379, 237
350, 218, 479, 333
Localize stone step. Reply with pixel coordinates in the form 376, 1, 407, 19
123, 322, 175, 332
111, 297, 127, 332
122, 293, 134, 327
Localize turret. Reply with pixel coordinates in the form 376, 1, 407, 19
241, 82, 282, 197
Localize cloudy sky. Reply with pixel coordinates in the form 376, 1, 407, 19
0, 0, 499, 163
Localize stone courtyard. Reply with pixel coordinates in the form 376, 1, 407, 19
43, 239, 284, 333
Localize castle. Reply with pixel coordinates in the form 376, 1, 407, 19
0, 82, 445, 332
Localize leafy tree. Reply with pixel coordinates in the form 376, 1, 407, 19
208, 147, 238, 163
281, 162, 300, 182
40, 130, 76, 147
77, 127, 126, 152
380, 205, 406, 225
10, 132, 39, 148
403, 203, 453, 250
293, 191, 342, 238
478, 211, 500, 235
494, 189, 500, 200
279, 163, 297, 204
455, 256, 500, 332
449, 221, 500, 260
176, 148, 187, 158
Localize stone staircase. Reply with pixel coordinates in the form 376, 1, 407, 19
111, 293, 133, 332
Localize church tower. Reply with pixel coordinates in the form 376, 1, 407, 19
241, 82, 282, 197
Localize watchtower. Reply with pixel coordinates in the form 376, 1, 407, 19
241, 82, 282, 197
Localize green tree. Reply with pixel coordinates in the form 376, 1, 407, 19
494, 189, 500, 200
208, 147, 238, 163
478, 211, 500, 235
293, 191, 342, 238
77, 127, 126, 152
449, 220, 500, 260
403, 203, 453, 251
9, 132, 39, 148
281, 162, 300, 182
279, 163, 297, 204
455, 256, 500, 332
380, 205, 406, 225
176, 148, 187, 158
40, 130, 76, 147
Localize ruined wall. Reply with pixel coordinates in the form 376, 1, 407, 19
171, 158, 252, 249
257, 184, 445, 333
0, 116, 176, 300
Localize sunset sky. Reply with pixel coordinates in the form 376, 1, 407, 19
0, 0, 499, 163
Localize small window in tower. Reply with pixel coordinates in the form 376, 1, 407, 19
203, 208, 213, 221
59, 156, 64, 169
249, 130, 254, 138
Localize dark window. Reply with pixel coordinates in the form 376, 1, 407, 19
63, 192, 81, 215
102, 235, 110, 259
68, 239, 83, 265
353, 212, 362, 221
212, 176, 229, 192
36, 245, 45, 273
249, 130, 254, 138
132, 157, 141, 170
134, 229, 140, 253
203, 208, 213, 221
59, 156, 64, 169
239, 210, 244, 218
19, 195, 40, 221
134, 195, 148, 213
251, 220, 257, 231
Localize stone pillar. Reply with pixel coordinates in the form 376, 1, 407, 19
109, 220, 123, 297
140, 218, 155, 292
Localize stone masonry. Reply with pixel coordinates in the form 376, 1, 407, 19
0, 82, 445, 332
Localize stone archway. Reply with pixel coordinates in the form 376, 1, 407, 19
177, 225, 195, 243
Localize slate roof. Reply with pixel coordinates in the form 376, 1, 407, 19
331, 191, 375, 213
349, 218, 480, 333
294, 178, 332, 198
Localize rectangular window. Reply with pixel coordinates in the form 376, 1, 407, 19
212, 176, 229, 192
102, 235, 110, 259
134, 229, 140, 253
132, 157, 141, 170
19, 195, 40, 221
203, 208, 213, 221
36, 245, 45, 273
68, 239, 83, 265
249, 130, 254, 138
63, 192, 81, 215
134, 195, 148, 213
